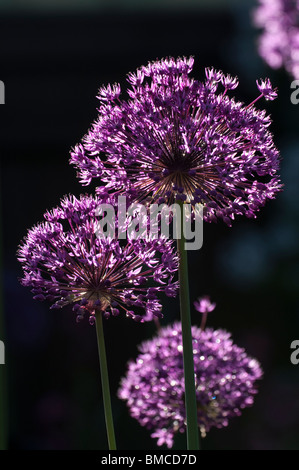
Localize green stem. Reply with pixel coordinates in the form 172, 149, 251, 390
0, 185, 7, 451
177, 200, 200, 450
0, 355, 6, 451
95, 311, 117, 450
0, 315, 6, 451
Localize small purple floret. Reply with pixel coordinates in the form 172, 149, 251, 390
194, 295, 216, 314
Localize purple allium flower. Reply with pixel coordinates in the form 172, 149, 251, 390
70, 56, 281, 226
17, 194, 178, 324
253, 0, 299, 79
118, 322, 263, 448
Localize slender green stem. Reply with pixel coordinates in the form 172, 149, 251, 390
0, 314, 7, 451
176, 200, 200, 450
0, 186, 7, 451
95, 311, 117, 450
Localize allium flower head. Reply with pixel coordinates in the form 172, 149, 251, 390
118, 322, 263, 448
253, 0, 299, 78
70, 56, 281, 226
17, 194, 178, 324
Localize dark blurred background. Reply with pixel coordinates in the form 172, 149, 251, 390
1, 0, 299, 450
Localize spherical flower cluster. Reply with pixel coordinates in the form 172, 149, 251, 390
118, 322, 263, 448
17, 194, 178, 324
253, 0, 299, 78
70, 56, 281, 226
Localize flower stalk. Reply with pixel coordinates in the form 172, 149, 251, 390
0, 322, 7, 451
0, 197, 7, 451
95, 310, 117, 450
0, 318, 7, 451
177, 200, 200, 450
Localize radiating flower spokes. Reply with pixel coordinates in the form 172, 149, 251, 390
71, 56, 281, 227
17, 194, 179, 324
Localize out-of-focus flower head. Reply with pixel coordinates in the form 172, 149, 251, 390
118, 321, 263, 448
253, 0, 299, 78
